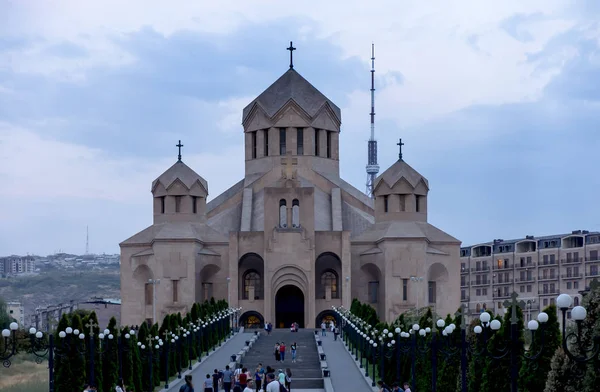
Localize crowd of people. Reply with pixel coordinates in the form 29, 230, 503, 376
199, 363, 292, 392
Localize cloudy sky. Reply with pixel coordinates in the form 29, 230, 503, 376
1, 0, 599, 256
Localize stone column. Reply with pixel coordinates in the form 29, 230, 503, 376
228, 233, 239, 307
341, 231, 352, 309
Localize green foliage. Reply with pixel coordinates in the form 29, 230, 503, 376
54, 314, 73, 392
101, 317, 118, 392
82, 312, 103, 391
137, 322, 153, 392
519, 304, 561, 392
70, 313, 87, 390
544, 281, 600, 392
0, 296, 13, 329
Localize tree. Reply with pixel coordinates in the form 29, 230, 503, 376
436, 313, 460, 392
70, 313, 87, 390
54, 314, 74, 392
138, 322, 153, 392
544, 280, 600, 392
0, 297, 13, 329
519, 304, 561, 392
82, 311, 103, 391
101, 317, 119, 392
480, 306, 524, 392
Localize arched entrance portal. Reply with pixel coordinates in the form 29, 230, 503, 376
275, 285, 305, 328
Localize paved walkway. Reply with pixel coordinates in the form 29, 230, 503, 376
165, 331, 254, 391
319, 333, 376, 392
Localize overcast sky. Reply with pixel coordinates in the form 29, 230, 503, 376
1, 0, 599, 256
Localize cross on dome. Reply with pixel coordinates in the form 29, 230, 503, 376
176, 140, 184, 162
287, 41, 296, 69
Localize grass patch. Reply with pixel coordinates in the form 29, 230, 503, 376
0, 354, 48, 391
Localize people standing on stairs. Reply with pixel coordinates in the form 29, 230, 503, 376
279, 341, 286, 362
321, 322, 326, 336
264, 322, 269, 336
277, 369, 286, 386
290, 342, 297, 363
284, 368, 292, 391
330, 322, 335, 335
234, 364, 243, 387
274, 343, 281, 362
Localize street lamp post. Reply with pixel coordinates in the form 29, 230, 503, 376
148, 279, 160, 325
227, 277, 231, 306
556, 281, 600, 362
1, 322, 19, 367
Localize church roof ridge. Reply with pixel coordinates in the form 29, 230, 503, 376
242, 68, 341, 124
152, 160, 208, 193
374, 159, 429, 191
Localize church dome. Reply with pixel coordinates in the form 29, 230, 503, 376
374, 159, 429, 192
242, 68, 341, 124
152, 160, 208, 196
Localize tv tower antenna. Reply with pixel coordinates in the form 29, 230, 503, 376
85, 225, 89, 255
365, 43, 380, 198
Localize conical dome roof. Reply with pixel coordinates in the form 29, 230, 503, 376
374, 159, 429, 192
242, 68, 341, 123
151, 160, 208, 195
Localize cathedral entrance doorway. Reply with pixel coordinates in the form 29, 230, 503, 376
275, 285, 304, 328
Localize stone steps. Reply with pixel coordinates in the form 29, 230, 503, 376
239, 329, 324, 389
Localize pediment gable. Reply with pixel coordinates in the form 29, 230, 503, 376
272, 100, 312, 127
310, 103, 341, 130
243, 103, 273, 130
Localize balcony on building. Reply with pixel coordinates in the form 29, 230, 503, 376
472, 245, 492, 258
516, 238, 537, 253
562, 232, 585, 249
471, 279, 490, 287
561, 272, 583, 279
538, 287, 559, 295
516, 255, 536, 269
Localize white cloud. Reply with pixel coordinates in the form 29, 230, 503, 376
1, 0, 585, 122
216, 96, 255, 134
0, 122, 244, 206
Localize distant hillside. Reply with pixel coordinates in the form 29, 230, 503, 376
0, 269, 120, 323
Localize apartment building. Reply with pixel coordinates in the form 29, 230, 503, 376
0, 256, 35, 275
7, 301, 25, 326
460, 230, 600, 323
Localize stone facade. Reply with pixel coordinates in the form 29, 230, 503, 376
120, 67, 461, 328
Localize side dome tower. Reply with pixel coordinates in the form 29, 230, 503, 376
373, 139, 429, 222
151, 143, 208, 224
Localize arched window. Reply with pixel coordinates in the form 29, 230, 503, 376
321, 269, 339, 299
279, 199, 287, 228
574, 296, 580, 306
292, 199, 300, 228
476, 303, 481, 313
243, 270, 262, 300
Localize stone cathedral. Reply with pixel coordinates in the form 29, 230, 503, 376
120, 55, 461, 329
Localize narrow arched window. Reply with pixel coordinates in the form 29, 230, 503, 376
574, 296, 579, 306
321, 269, 339, 299
279, 199, 287, 228
292, 199, 300, 228
243, 270, 262, 300
476, 303, 481, 313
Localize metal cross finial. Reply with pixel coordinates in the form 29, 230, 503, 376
145, 334, 155, 346
287, 41, 296, 69
176, 140, 184, 162
503, 292, 525, 324
397, 138, 405, 160
85, 320, 98, 337
455, 303, 467, 329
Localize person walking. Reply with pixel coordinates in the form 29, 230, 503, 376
279, 341, 286, 362
284, 368, 292, 391
243, 380, 255, 392
222, 365, 234, 392
320, 322, 326, 336
115, 379, 126, 392
274, 343, 281, 362
239, 367, 249, 390
203, 374, 213, 392
180, 375, 194, 392
265, 374, 279, 392
290, 342, 297, 363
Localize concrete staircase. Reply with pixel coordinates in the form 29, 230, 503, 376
239, 329, 324, 389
